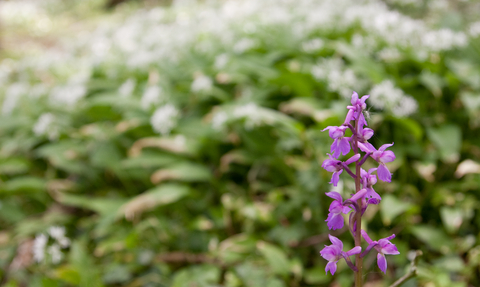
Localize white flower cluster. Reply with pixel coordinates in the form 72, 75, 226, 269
0, 0, 472, 129
32, 113, 59, 140
368, 80, 418, 117
33, 226, 70, 264
311, 59, 367, 99
212, 102, 281, 131
150, 104, 180, 135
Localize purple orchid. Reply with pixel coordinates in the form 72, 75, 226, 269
319, 91, 400, 283
361, 230, 400, 273
360, 168, 381, 203
322, 154, 360, 186
322, 126, 351, 158
320, 235, 362, 275
325, 192, 351, 230
358, 142, 396, 182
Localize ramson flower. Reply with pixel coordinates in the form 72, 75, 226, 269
320, 235, 361, 275
361, 230, 400, 273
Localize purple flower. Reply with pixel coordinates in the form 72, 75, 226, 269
320, 235, 362, 275
321, 154, 343, 186
344, 92, 369, 126
325, 192, 351, 230
361, 230, 400, 273
322, 154, 360, 186
360, 168, 381, 202
358, 142, 396, 182
322, 126, 351, 158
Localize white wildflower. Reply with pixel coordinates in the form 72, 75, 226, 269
48, 226, 70, 248
369, 80, 418, 116
141, 85, 162, 110
47, 244, 63, 264
302, 38, 324, 53
214, 54, 229, 69
233, 38, 255, 54
119, 78, 136, 98
212, 111, 228, 130
191, 75, 213, 93
33, 113, 58, 140
150, 104, 179, 135
49, 84, 87, 108
33, 234, 47, 263
233, 102, 264, 130
469, 21, 480, 38
2, 82, 29, 115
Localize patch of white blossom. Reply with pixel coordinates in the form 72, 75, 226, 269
369, 80, 418, 117
141, 86, 163, 110
32, 226, 70, 264
33, 113, 59, 140
150, 104, 179, 135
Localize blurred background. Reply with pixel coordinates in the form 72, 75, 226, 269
0, 0, 480, 286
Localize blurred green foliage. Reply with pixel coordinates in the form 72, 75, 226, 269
0, 0, 480, 286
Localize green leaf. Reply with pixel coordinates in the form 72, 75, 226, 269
119, 183, 190, 220
380, 195, 412, 225
257, 241, 290, 276
440, 207, 463, 233
411, 225, 452, 252
150, 162, 212, 184
0, 176, 46, 194
171, 265, 220, 287
427, 124, 461, 163
0, 158, 30, 175
304, 266, 329, 284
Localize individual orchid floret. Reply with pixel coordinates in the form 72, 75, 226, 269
322, 154, 360, 186
358, 125, 374, 143
325, 192, 351, 230
358, 142, 396, 182
345, 92, 369, 126
320, 235, 362, 275
322, 126, 351, 158
360, 168, 381, 203
360, 230, 400, 273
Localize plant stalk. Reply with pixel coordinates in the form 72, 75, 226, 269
353, 113, 363, 287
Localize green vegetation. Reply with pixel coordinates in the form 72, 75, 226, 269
0, 0, 479, 286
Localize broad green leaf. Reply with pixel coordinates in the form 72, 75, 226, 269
411, 225, 452, 252
0, 158, 30, 175
440, 207, 463, 233
150, 162, 212, 183
380, 195, 412, 225
118, 183, 190, 220
0, 176, 46, 193
257, 241, 290, 276
427, 124, 462, 163
171, 265, 220, 287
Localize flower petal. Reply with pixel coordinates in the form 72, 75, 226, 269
361, 230, 373, 244
328, 235, 343, 250
325, 261, 337, 275
378, 142, 394, 152
377, 164, 392, 182
326, 213, 344, 230
320, 246, 337, 261
325, 191, 343, 202
377, 253, 387, 273
339, 137, 351, 156
351, 91, 359, 105
345, 246, 362, 256
379, 150, 395, 163
330, 170, 343, 186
